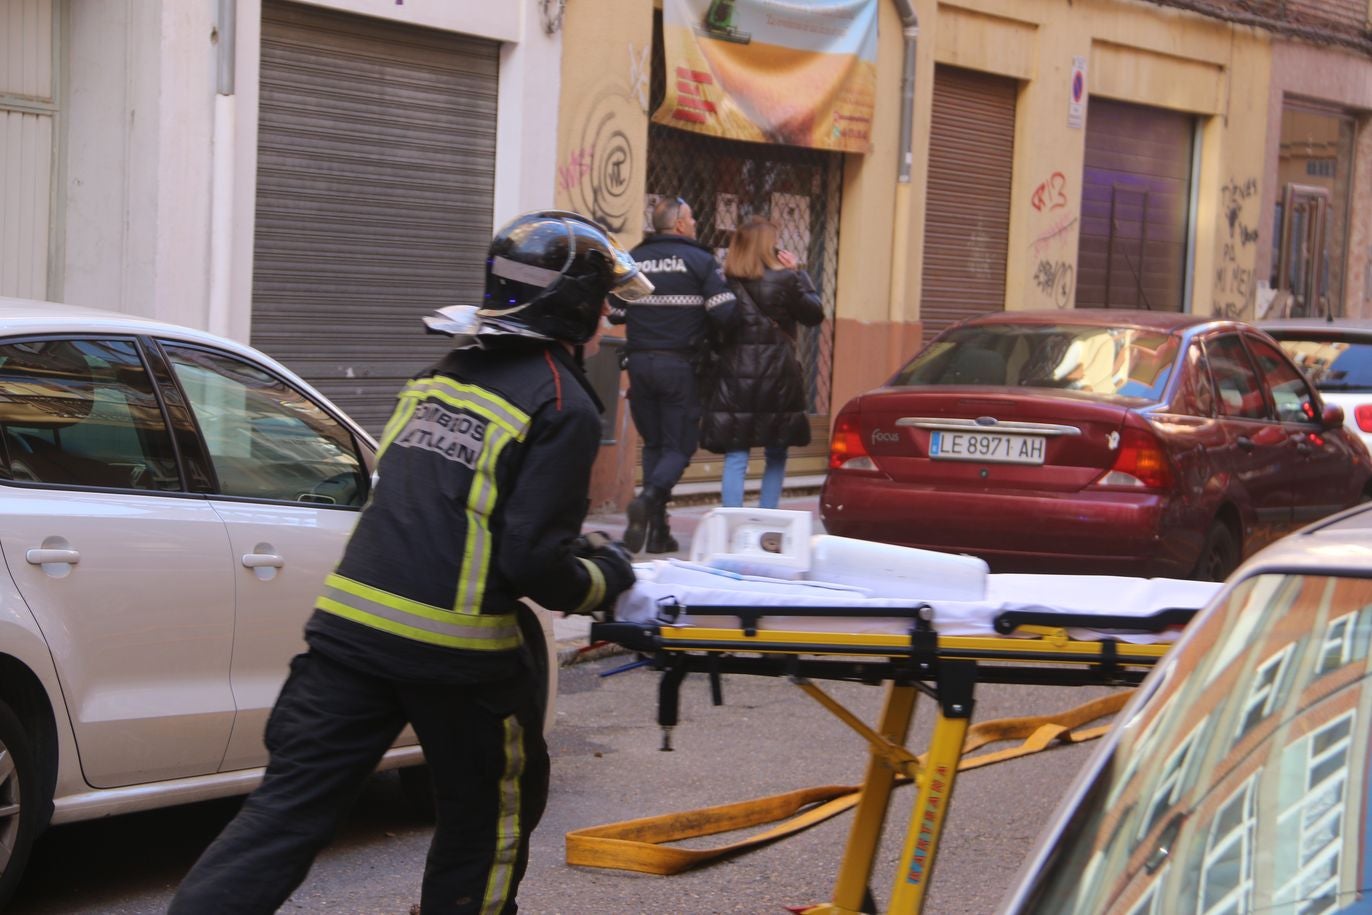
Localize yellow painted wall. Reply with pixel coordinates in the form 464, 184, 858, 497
559, 0, 1284, 505
830, 0, 1273, 419
555, 0, 655, 510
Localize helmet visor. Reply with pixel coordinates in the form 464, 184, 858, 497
606, 239, 654, 301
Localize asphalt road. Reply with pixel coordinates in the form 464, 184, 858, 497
9, 655, 1117, 914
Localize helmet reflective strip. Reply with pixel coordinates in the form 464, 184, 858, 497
315, 575, 520, 650
490, 255, 562, 289
571, 557, 606, 615
480, 713, 526, 914
456, 423, 513, 614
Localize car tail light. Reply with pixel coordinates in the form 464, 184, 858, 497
829, 411, 877, 471
1094, 426, 1174, 490
1356, 404, 1372, 433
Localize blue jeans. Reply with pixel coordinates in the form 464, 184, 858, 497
722, 445, 789, 509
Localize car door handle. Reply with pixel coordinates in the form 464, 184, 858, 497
1236, 436, 1255, 452
1295, 440, 1312, 456
241, 553, 285, 569
26, 548, 80, 565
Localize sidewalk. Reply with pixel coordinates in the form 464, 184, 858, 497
552, 490, 823, 662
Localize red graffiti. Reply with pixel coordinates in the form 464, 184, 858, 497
557, 147, 593, 192
1031, 172, 1068, 212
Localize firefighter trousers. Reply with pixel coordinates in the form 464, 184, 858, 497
168, 648, 550, 915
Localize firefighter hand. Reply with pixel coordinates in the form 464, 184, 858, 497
575, 531, 636, 618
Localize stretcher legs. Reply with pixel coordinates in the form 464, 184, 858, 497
830, 681, 918, 912
796, 662, 977, 914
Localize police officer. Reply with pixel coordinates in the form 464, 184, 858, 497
609, 196, 736, 553
169, 211, 651, 915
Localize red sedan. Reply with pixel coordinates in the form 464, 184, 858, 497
820, 309, 1372, 580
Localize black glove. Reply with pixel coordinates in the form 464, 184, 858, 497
573, 531, 636, 618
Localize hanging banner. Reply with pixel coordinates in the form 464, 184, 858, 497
654, 0, 878, 153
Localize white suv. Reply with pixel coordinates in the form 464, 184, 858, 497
0, 297, 555, 906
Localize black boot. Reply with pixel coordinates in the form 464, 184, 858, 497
623, 485, 665, 553
645, 505, 679, 554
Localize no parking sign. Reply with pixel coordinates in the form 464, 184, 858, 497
1068, 55, 1087, 129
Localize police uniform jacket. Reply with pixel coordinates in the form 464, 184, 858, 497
305, 340, 611, 685
700, 268, 824, 453
607, 233, 737, 355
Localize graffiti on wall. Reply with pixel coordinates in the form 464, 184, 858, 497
1026, 172, 1077, 308
1213, 176, 1260, 319
558, 43, 649, 235
1033, 259, 1075, 308
1030, 172, 1068, 212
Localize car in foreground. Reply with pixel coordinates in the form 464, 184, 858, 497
821, 309, 1372, 580
1260, 317, 1372, 451
1000, 500, 1372, 913
0, 296, 557, 906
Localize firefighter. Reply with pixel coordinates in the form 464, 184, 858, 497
169, 210, 651, 915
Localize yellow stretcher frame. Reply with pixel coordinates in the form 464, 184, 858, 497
587, 601, 1187, 914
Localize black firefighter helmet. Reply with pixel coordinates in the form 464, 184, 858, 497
479, 210, 652, 344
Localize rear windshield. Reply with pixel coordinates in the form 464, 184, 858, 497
1271, 335, 1372, 392
892, 324, 1179, 400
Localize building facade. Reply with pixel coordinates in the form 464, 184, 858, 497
1, 0, 563, 430
558, 0, 1371, 508
3, 0, 1370, 510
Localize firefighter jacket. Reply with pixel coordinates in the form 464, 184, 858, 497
700, 268, 825, 453
305, 340, 612, 684
607, 233, 738, 356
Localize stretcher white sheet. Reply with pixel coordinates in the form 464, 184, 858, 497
614, 560, 1221, 644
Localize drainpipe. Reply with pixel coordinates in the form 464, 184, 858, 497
208, 0, 236, 338
887, 0, 919, 365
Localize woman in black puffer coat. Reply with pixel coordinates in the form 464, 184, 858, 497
702, 215, 824, 508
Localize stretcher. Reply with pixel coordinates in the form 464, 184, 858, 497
572, 556, 1219, 914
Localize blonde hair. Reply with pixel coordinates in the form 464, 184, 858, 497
724, 215, 783, 280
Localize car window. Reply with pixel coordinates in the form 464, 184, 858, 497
1205, 334, 1271, 420
1019, 572, 1372, 914
0, 338, 182, 490
1171, 342, 1216, 417
893, 325, 1177, 398
1246, 336, 1319, 424
1272, 334, 1372, 392
162, 344, 368, 507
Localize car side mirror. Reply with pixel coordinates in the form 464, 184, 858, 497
1322, 403, 1345, 429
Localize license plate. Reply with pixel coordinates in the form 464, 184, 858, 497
929, 430, 1045, 465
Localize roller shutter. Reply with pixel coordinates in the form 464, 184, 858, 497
251, 1, 498, 432
1077, 98, 1195, 313
919, 66, 1018, 338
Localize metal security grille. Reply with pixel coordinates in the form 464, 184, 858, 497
644, 12, 842, 486
1077, 98, 1194, 313
920, 65, 1017, 338
251, 1, 498, 433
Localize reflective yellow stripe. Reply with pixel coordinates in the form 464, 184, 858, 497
571, 557, 605, 615
481, 713, 526, 915
315, 575, 520, 650
405, 376, 531, 440
376, 392, 419, 459
456, 424, 514, 612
